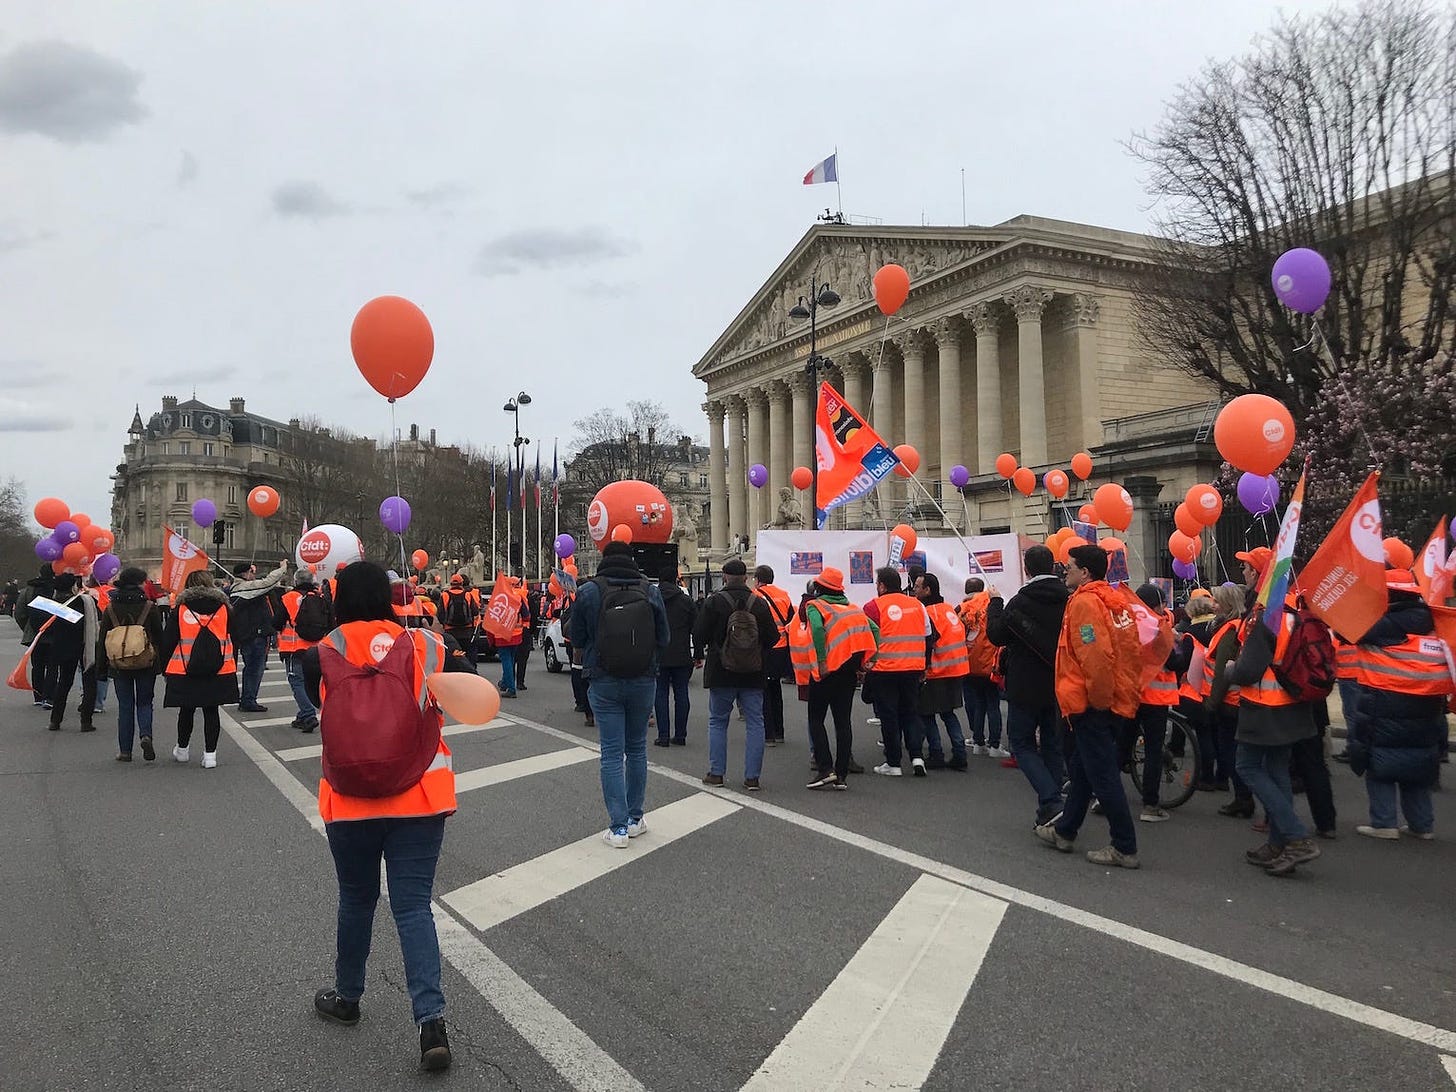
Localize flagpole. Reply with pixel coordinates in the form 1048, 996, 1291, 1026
491, 462, 498, 578
535, 477, 543, 585
552, 438, 559, 546
506, 467, 513, 579
834, 144, 843, 220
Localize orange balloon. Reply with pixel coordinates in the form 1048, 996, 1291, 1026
248, 485, 281, 518
1383, 537, 1414, 569
1174, 503, 1202, 538
893, 444, 921, 478
872, 264, 911, 316
1168, 530, 1202, 562
1055, 537, 1077, 565
1185, 484, 1223, 526
1213, 394, 1296, 475
1093, 483, 1134, 532
426, 672, 501, 726
1012, 467, 1036, 496
1099, 537, 1126, 555
588, 480, 673, 545
791, 466, 813, 490
411, 549, 429, 572
70, 513, 92, 531
1043, 469, 1069, 499
610, 523, 633, 543
351, 295, 435, 402
890, 523, 917, 555
62, 541, 90, 566
1070, 452, 1094, 480
1077, 504, 1097, 523
33, 498, 69, 528
995, 453, 1018, 480
51, 559, 67, 575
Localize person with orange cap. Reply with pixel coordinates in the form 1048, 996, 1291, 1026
790, 567, 877, 789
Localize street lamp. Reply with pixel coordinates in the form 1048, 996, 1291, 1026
788, 280, 840, 528
502, 392, 531, 575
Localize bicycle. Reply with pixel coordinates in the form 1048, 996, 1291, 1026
1125, 707, 1203, 810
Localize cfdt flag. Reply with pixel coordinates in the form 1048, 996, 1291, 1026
1300, 472, 1386, 641
814, 381, 900, 529
1415, 517, 1456, 606
160, 526, 211, 594
1255, 465, 1307, 634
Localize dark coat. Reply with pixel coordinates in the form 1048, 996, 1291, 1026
986, 575, 1068, 709
657, 579, 699, 669
1348, 598, 1447, 786
692, 582, 777, 690
1226, 614, 1315, 746
98, 584, 166, 677
157, 586, 241, 709
568, 553, 670, 680
229, 587, 282, 643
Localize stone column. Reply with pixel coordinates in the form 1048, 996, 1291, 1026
1069, 293, 1103, 454
838, 353, 870, 528
968, 301, 1002, 474
768, 380, 791, 505
935, 318, 965, 509
789, 371, 814, 482
1124, 475, 1163, 582
725, 395, 747, 551
744, 388, 769, 538
898, 330, 929, 480
1007, 285, 1053, 468
873, 351, 898, 447
705, 399, 727, 553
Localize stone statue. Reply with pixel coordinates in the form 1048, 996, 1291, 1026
468, 544, 486, 586
671, 502, 700, 567
770, 487, 802, 529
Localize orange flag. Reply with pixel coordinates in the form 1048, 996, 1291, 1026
6, 615, 57, 691
159, 526, 211, 594
1415, 517, 1455, 605
1299, 472, 1386, 642
482, 576, 523, 642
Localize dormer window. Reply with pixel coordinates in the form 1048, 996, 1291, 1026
201, 414, 214, 429
181, 413, 192, 429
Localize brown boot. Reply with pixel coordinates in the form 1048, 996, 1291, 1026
1266, 838, 1320, 876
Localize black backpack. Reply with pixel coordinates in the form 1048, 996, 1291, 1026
442, 591, 473, 628
595, 577, 656, 677
183, 609, 226, 677
718, 589, 763, 674
294, 592, 333, 643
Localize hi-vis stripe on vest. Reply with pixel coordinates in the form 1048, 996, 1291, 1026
277, 590, 316, 653
165, 606, 235, 676
1198, 620, 1242, 707
1352, 633, 1456, 697
755, 585, 796, 650
1238, 609, 1298, 708
872, 593, 927, 672
926, 602, 971, 679
1140, 609, 1179, 706
1179, 632, 1207, 702
789, 600, 877, 684
1333, 635, 1359, 680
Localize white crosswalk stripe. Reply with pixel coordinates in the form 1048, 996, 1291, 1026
453, 747, 595, 793
274, 716, 517, 762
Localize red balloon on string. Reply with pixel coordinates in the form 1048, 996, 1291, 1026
610, 524, 633, 543
1070, 452, 1094, 480
1012, 467, 1036, 496
791, 466, 813, 490
1043, 470, 1069, 499
892, 444, 920, 478
995, 453, 1018, 479
1093, 483, 1134, 532
1174, 503, 1202, 538
872, 264, 910, 316
351, 296, 435, 402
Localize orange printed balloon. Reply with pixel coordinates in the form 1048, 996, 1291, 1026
1012, 467, 1036, 496
610, 524, 633, 543
995, 453, 1018, 480
1168, 530, 1202, 562
587, 480, 673, 545
351, 295, 435, 402
1070, 452, 1093, 480
872, 264, 911, 316
1174, 503, 1202, 538
1043, 469, 1069, 499
411, 549, 429, 572
1185, 484, 1223, 526
1383, 537, 1414, 570
70, 513, 92, 531
892, 444, 921, 478
248, 486, 281, 518
33, 498, 69, 529
791, 466, 813, 491
1213, 394, 1295, 476
890, 523, 917, 555
1093, 483, 1134, 532
62, 541, 90, 566
1077, 504, 1097, 523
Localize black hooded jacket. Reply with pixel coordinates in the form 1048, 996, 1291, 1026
986, 575, 1069, 708
1348, 596, 1448, 785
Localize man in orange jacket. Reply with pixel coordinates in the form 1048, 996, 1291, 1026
1036, 543, 1143, 869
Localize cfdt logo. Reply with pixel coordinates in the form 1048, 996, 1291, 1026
1350, 499, 1384, 563
298, 530, 334, 565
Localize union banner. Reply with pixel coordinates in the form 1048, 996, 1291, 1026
813, 382, 900, 529
160, 526, 211, 595
1299, 472, 1386, 642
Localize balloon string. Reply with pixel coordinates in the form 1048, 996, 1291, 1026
1303, 321, 1382, 473
390, 399, 406, 574
864, 315, 895, 424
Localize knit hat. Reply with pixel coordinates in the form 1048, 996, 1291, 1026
1386, 569, 1420, 593
815, 567, 845, 593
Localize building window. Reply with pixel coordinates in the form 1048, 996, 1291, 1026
178, 441, 191, 455
161, 442, 169, 455
176, 523, 191, 543
699, 474, 708, 489
181, 413, 192, 429
679, 473, 689, 487
201, 414, 214, 429
227, 485, 237, 504
226, 525, 236, 549
175, 482, 188, 502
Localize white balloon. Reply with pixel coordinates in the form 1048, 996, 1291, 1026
295, 524, 365, 574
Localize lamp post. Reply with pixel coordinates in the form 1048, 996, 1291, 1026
788, 279, 840, 529
502, 391, 531, 575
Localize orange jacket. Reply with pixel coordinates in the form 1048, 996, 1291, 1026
1055, 581, 1144, 719
754, 584, 796, 650
277, 589, 321, 653
165, 604, 235, 676
926, 602, 971, 679
957, 592, 998, 677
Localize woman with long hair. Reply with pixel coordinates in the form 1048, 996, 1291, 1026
156, 569, 238, 768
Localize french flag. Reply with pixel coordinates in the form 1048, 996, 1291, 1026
802, 153, 837, 186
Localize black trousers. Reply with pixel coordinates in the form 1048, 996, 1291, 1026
1291, 729, 1337, 834
874, 672, 924, 766
515, 638, 532, 688
763, 648, 789, 741
45, 657, 83, 727
30, 642, 49, 701
807, 667, 857, 780
177, 706, 221, 752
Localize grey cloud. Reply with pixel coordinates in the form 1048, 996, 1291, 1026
406, 183, 470, 209
0, 226, 52, 253
177, 150, 198, 187
152, 365, 234, 384
271, 180, 348, 219
0, 366, 57, 390
0, 40, 147, 143
0, 397, 71, 432
475, 226, 635, 277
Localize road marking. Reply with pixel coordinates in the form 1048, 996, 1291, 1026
238, 716, 299, 728
454, 747, 594, 793
743, 874, 1005, 1091
1443, 1055, 1456, 1085
216, 707, 643, 1091
502, 711, 1456, 1055
274, 716, 517, 762
442, 792, 739, 932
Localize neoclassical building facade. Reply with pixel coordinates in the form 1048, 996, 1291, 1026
694, 217, 1221, 557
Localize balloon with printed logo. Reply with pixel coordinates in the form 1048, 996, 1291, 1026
33, 497, 69, 529
70, 513, 91, 532
93, 553, 121, 583
1077, 503, 1097, 523
995, 453, 1017, 480
53, 519, 80, 544
35, 537, 62, 562
1185, 484, 1223, 527
1236, 472, 1280, 516
1383, 537, 1414, 570
1270, 248, 1332, 314
1174, 503, 1202, 538
1043, 469, 1069, 499
587, 480, 672, 546
1168, 531, 1202, 562
62, 541, 90, 567
426, 672, 500, 726
888, 523, 917, 566
1172, 558, 1198, 580
295, 524, 365, 573
554, 533, 576, 559
610, 523, 633, 543
191, 499, 217, 528
1214, 394, 1296, 476
1093, 483, 1134, 532
83, 527, 114, 554
351, 295, 435, 401
411, 549, 429, 572
1012, 467, 1036, 496
948, 464, 970, 489
379, 496, 411, 535
1070, 452, 1093, 480
892, 444, 920, 479
748, 463, 768, 489
791, 466, 813, 490
248, 485, 280, 518
872, 263, 911, 316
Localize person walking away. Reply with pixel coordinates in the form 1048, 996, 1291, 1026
560, 591, 593, 725
693, 558, 777, 791
1177, 592, 1220, 790
790, 568, 877, 789
867, 567, 934, 778
514, 585, 542, 691
1348, 569, 1453, 840
490, 576, 527, 699
1035, 544, 1142, 868
570, 542, 669, 844
439, 575, 480, 667
915, 572, 970, 770
1129, 583, 1190, 822
988, 546, 1069, 825
228, 560, 288, 712
17, 565, 56, 706
85, 575, 114, 714
1203, 583, 1252, 816
158, 570, 239, 768
98, 566, 164, 761
277, 569, 332, 732
752, 565, 796, 745
654, 567, 699, 747
959, 577, 1008, 757
298, 562, 455, 1071
37, 573, 98, 732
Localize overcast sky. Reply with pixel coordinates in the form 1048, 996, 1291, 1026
0, 0, 1337, 528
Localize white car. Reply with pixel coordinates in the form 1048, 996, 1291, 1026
541, 617, 567, 673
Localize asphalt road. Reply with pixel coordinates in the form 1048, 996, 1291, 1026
4, 629, 1456, 1091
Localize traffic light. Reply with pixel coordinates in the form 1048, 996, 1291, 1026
213, 521, 227, 547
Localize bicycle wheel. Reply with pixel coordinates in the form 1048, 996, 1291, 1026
1126, 710, 1202, 810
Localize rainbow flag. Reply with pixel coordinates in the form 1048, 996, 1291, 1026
1256, 464, 1307, 633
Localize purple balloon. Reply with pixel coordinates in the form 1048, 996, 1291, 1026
1237, 472, 1280, 516
748, 463, 768, 489
93, 553, 121, 583
1172, 558, 1197, 580
379, 496, 412, 534
35, 537, 62, 562
554, 533, 576, 558
53, 519, 80, 543
1271, 247, 1331, 314
948, 464, 970, 489
191, 498, 217, 528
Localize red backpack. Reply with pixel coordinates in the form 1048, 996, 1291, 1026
1273, 601, 1337, 703
318, 630, 441, 798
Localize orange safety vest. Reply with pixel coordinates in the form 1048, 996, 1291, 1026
788, 600, 877, 684
317, 620, 456, 824
1198, 620, 1242, 707
393, 596, 429, 628
165, 604, 235, 676
277, 589, 320, 653
1351, 632, 1455, 697
957, 593, 998, 677
872, 593, 927, 673
926, 602, 971, 679
1237, 610, 1298, 708
1333, 635, 1359, 680
754, 584, 796, 650
1140, 609, 1180, 706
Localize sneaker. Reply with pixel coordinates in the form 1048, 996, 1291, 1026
584, 713, 595, 727
970, 744, 988, 756
603, 826, 629, 848
172, 745, 190, 763
701, 773, 724, 786
1246, 842, 1283, 865
1399, 826, 1435, 840
1035, 803, 1064, 827
1317, 828, 1338, 840
872, 763, 903, 777
419, 1018, 452, 1072
911, 758, 927, 778
1139, 806, 1170, 823
866, 717, 881, 726
652, 738, 671, 747
671, 738, 686, 746
1355, 825, 1399, 840
1000, 756, 1019, 769
313, 987, 360, 1026
42, 700, 53, 710
140, 736, 155, 762
1265, 838, 1321, 876
765, 739, 780, 748
202, 752, 217, 769
742, 778, 761, 792
116, 753, 132, 762
832, 781, 848, 791
92, 704, 106, 714
1086, 846, 1140, 869
500, 690, 518, 699
627, 817, 647, 838
807, 772, 838, 790
987, 746, 1011, 759
947, 757, 969, 771
32, 699, 43, 707
1034, 823, 1074, 852
1218, 798, 1255, 819
1091, 800, 1104, 816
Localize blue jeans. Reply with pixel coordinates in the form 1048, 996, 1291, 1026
498, 646, 517, 694
708, 687, 765, 780
1007, 701, 1065, 811
962, 675, 1003, 746
94, 676, 110, 710
590, 674, 656, 830
924, 711, 967, 762
1056, 710, 1137, 855
1366, 777, 1433, 833
1236, 742, 1309, 845
655, 665, 693, 742
326, 815, 446, 1025
113, 672, 156, 754
284, 654, 316, 721
238, 636, 269, 704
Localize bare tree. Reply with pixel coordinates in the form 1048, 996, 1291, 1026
0, 478, 39, 581
566, 400, 684, 498
1129, 0, 1456, 418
